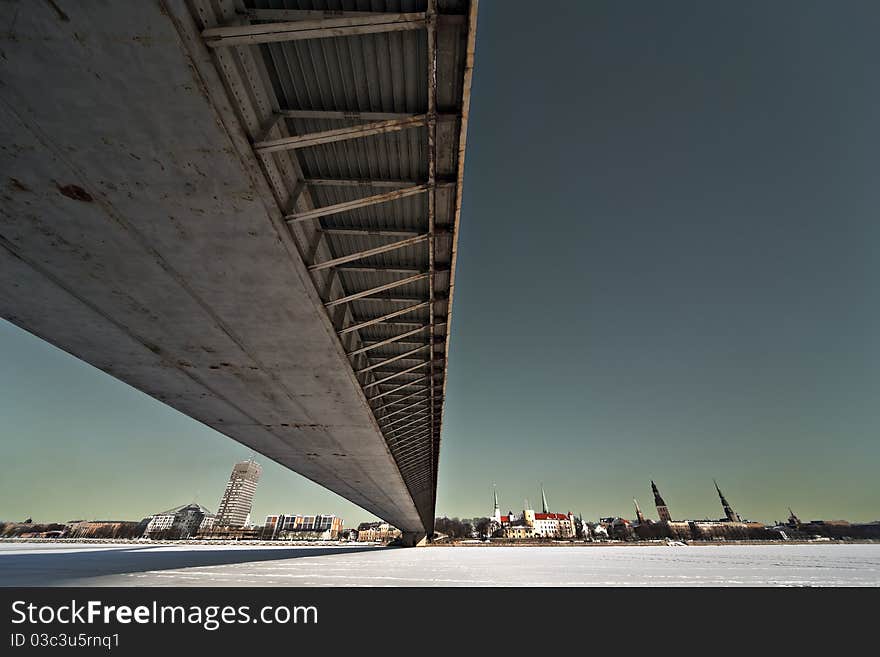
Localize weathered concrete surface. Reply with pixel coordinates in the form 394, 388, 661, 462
0, 2, 424, 533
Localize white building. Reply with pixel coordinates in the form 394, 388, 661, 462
491, 486, 576, 539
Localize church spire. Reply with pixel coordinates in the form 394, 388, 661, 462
652, 480, 672, 522
714, 479, 740, 522
634, 498, 646, 525
540, 484, 549, 514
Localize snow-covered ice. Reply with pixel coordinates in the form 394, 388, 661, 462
1, 542, 878, 587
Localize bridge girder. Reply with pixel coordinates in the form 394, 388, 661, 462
0, 0, 478, 538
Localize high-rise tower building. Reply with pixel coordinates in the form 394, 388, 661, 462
216, 460, 262, 528
714, 480, 741, 522
652, 480, 672, 522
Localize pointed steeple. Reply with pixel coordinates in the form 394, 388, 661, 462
651, 480, 672, 522
651, 480, 665, 505
540, 484, 549, 514
493, 484, 499, 511
714, 479, 740, 522
634, 498, 646, 525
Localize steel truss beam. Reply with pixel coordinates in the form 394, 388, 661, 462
306, 177, 422, 188
339, 303, 429, 336
395, 435, 433, 451
379, 398, 430, 420
326, 273, 427, 308
381, 399, 435, 414
388, 414, 432, 434
395, 442, 431, 460
351, 295, 426, 303
248, 9, 408, 21
397, 455, 432, 470
380, 391, 430, 405
337, 265, 423, 274
287, 185, 428, 223
392, 439, 432, 459
394, 450, 432, 469
402, 477, 431, 492
384, 414, 429, 435
308, 234, 427, 271
362, 362, 429, 390
382, 409, 429, 428
398, 452, 431, 466
282, 110, 417, 121
347, 326, 428, 356
363, 340, 428, 347
392, 426, 432, 444
399, 460, 432, 475
322, 229, 421, 238
246, 9, 466, 27
378, 389, 429, 409
370, 369, 443, 383
305, 178, 454, 188
373, 387, 429, 404
203, 13, 427, 48
390, 439, 431, 458
382, 410, 431, 430
254, 115, 427, 154
377, 397, 429, 422
368, 321, 425, 330
370, 367, 436, 381
394, 448, 430, 468
368, 376, 428, 401
388, 420, 433, 439
357, 345, 429, 374
399, 456, 433, 468
278, 110, 458, 122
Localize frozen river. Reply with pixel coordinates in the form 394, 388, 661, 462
1, 542, 878, 586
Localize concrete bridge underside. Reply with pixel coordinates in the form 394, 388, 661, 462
0, 0, 477, 542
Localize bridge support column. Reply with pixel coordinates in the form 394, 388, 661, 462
401, 531, 428, 547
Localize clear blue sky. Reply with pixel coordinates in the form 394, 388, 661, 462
2, 1, 879, 526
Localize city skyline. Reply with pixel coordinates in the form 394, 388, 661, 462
3, 1, 880, 527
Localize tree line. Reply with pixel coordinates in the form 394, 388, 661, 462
433, 516, 494, 539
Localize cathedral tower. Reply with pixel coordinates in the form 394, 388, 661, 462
634, 498, 647, 525
652, 480, 672, 522
714, 480, 741, 522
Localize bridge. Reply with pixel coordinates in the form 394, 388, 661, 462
0, 0, 477, 545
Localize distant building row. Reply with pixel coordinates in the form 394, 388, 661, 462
481, 481, 880, 542
3, 459, 419, 543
